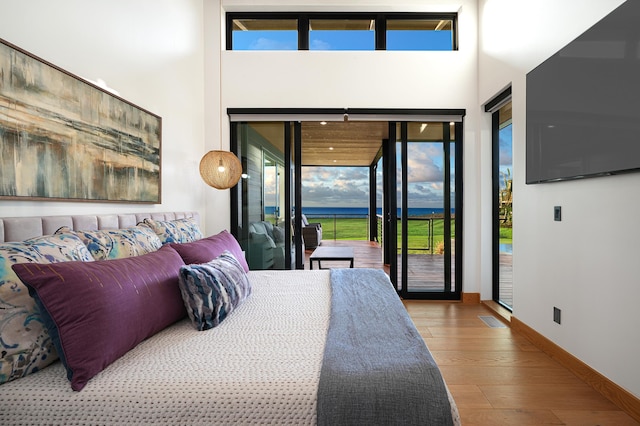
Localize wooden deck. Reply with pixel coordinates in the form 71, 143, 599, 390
304, 240, 386, 270
305, 239, 514, 302
305, 240, 454, 293
305, 240, 453, 293
499, 252, 513, 307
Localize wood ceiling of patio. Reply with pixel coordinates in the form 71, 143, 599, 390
301, 121, 387, 166
250, 121, 387, 167
250, 120, 453, 167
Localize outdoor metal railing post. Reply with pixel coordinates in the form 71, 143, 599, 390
306, 213, 374, 241
333, 214, 337, 240
375, 215, 433, 253
307, 213, 437, 244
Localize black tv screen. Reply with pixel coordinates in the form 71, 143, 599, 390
526, 0, 640, 184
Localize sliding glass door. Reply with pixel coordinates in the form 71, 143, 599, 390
229, 109, 464, 295
394, 121, 462, 299
233, 122, 297, 270
492, 101, 513, 309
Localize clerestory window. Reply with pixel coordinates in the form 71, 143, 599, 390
227, 13, 457, 51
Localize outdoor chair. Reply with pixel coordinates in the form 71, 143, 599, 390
301, 214, 322, 249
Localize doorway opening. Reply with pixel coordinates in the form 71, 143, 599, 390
487, 89, 513, 310
230, 108, 464, 300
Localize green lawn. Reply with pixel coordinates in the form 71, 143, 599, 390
308, 217, 512, 250
272, 216, 511, 250
499, 226, 512, 244
310, 217, 455, 254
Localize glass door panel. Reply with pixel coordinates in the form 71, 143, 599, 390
395, 123, 403, 291
396, 122, 459, 299
237, 122, 290, 270
406, 123, 446, 293
495, 102, 513, 308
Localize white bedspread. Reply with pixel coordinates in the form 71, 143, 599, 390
0, 270, 331, 425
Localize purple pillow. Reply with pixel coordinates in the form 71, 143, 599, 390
170, 230, 249, 272
12, 245, 186, 391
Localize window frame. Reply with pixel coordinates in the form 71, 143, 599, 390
226, 12, 458, 51
485, 86, 513, 311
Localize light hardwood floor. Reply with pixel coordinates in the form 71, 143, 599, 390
404, 301, 639, 426
304, 240, 639, 424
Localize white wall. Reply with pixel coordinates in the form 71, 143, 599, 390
1, 0, 217, 233
479, 0, 639, 397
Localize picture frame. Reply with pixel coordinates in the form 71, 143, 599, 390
0, 38, 162, 203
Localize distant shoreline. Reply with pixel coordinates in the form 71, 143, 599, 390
266, 206, 454, 217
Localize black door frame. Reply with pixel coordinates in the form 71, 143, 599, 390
485, 87, 512, 309
393, 121, 463, 300
229, 108, 464, 299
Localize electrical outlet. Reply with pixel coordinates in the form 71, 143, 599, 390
554, 206, 562, 221
553, 307, 561, 324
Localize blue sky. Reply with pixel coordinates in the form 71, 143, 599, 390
233, 28, 453, 51
499, 123, 513, 188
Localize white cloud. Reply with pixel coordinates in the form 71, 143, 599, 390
302, 166, 369, 207
403, 144, 444, 183
310, 39, 331, 50
251, 37, 297, 50
297, 144, 454, 208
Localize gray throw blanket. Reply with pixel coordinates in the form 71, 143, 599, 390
317, 268, 454, 426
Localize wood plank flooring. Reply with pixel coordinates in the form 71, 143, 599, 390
405, 301, 639, 425
304, 240, 638, 425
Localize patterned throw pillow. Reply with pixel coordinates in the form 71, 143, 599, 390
12, 245, 186, 391
57, 226, 162, 260
140, 217, 203, 244
0, 233, 94, 385
178, 251, 251, 331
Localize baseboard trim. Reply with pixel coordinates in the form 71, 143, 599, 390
461, 292, 480, 304
511, 316, 640, 423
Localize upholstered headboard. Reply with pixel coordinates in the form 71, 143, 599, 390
0, 212, 200, 243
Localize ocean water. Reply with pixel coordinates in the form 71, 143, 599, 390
266, 206, 453, 218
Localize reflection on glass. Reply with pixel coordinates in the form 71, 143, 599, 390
238, 122, 289, 270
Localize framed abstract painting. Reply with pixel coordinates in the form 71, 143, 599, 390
0, 38, 161, 203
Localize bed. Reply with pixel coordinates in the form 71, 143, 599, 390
0, 212, 459, 425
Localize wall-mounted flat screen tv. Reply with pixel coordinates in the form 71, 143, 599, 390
526, 0, 640, 184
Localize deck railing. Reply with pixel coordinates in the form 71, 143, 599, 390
303, 213, 439, 253
303, 213, 369, 241
376, 215, 436, 253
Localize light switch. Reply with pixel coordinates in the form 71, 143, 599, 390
554, 206, 562, 221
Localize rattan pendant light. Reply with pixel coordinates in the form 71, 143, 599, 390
199, 46, 243, 190
199, 149, 242, 190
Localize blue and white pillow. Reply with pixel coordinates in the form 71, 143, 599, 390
57, 226, 162, 260
0, 233, 94, 385
140, 217, 203, 244
177, 251, 251, 331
